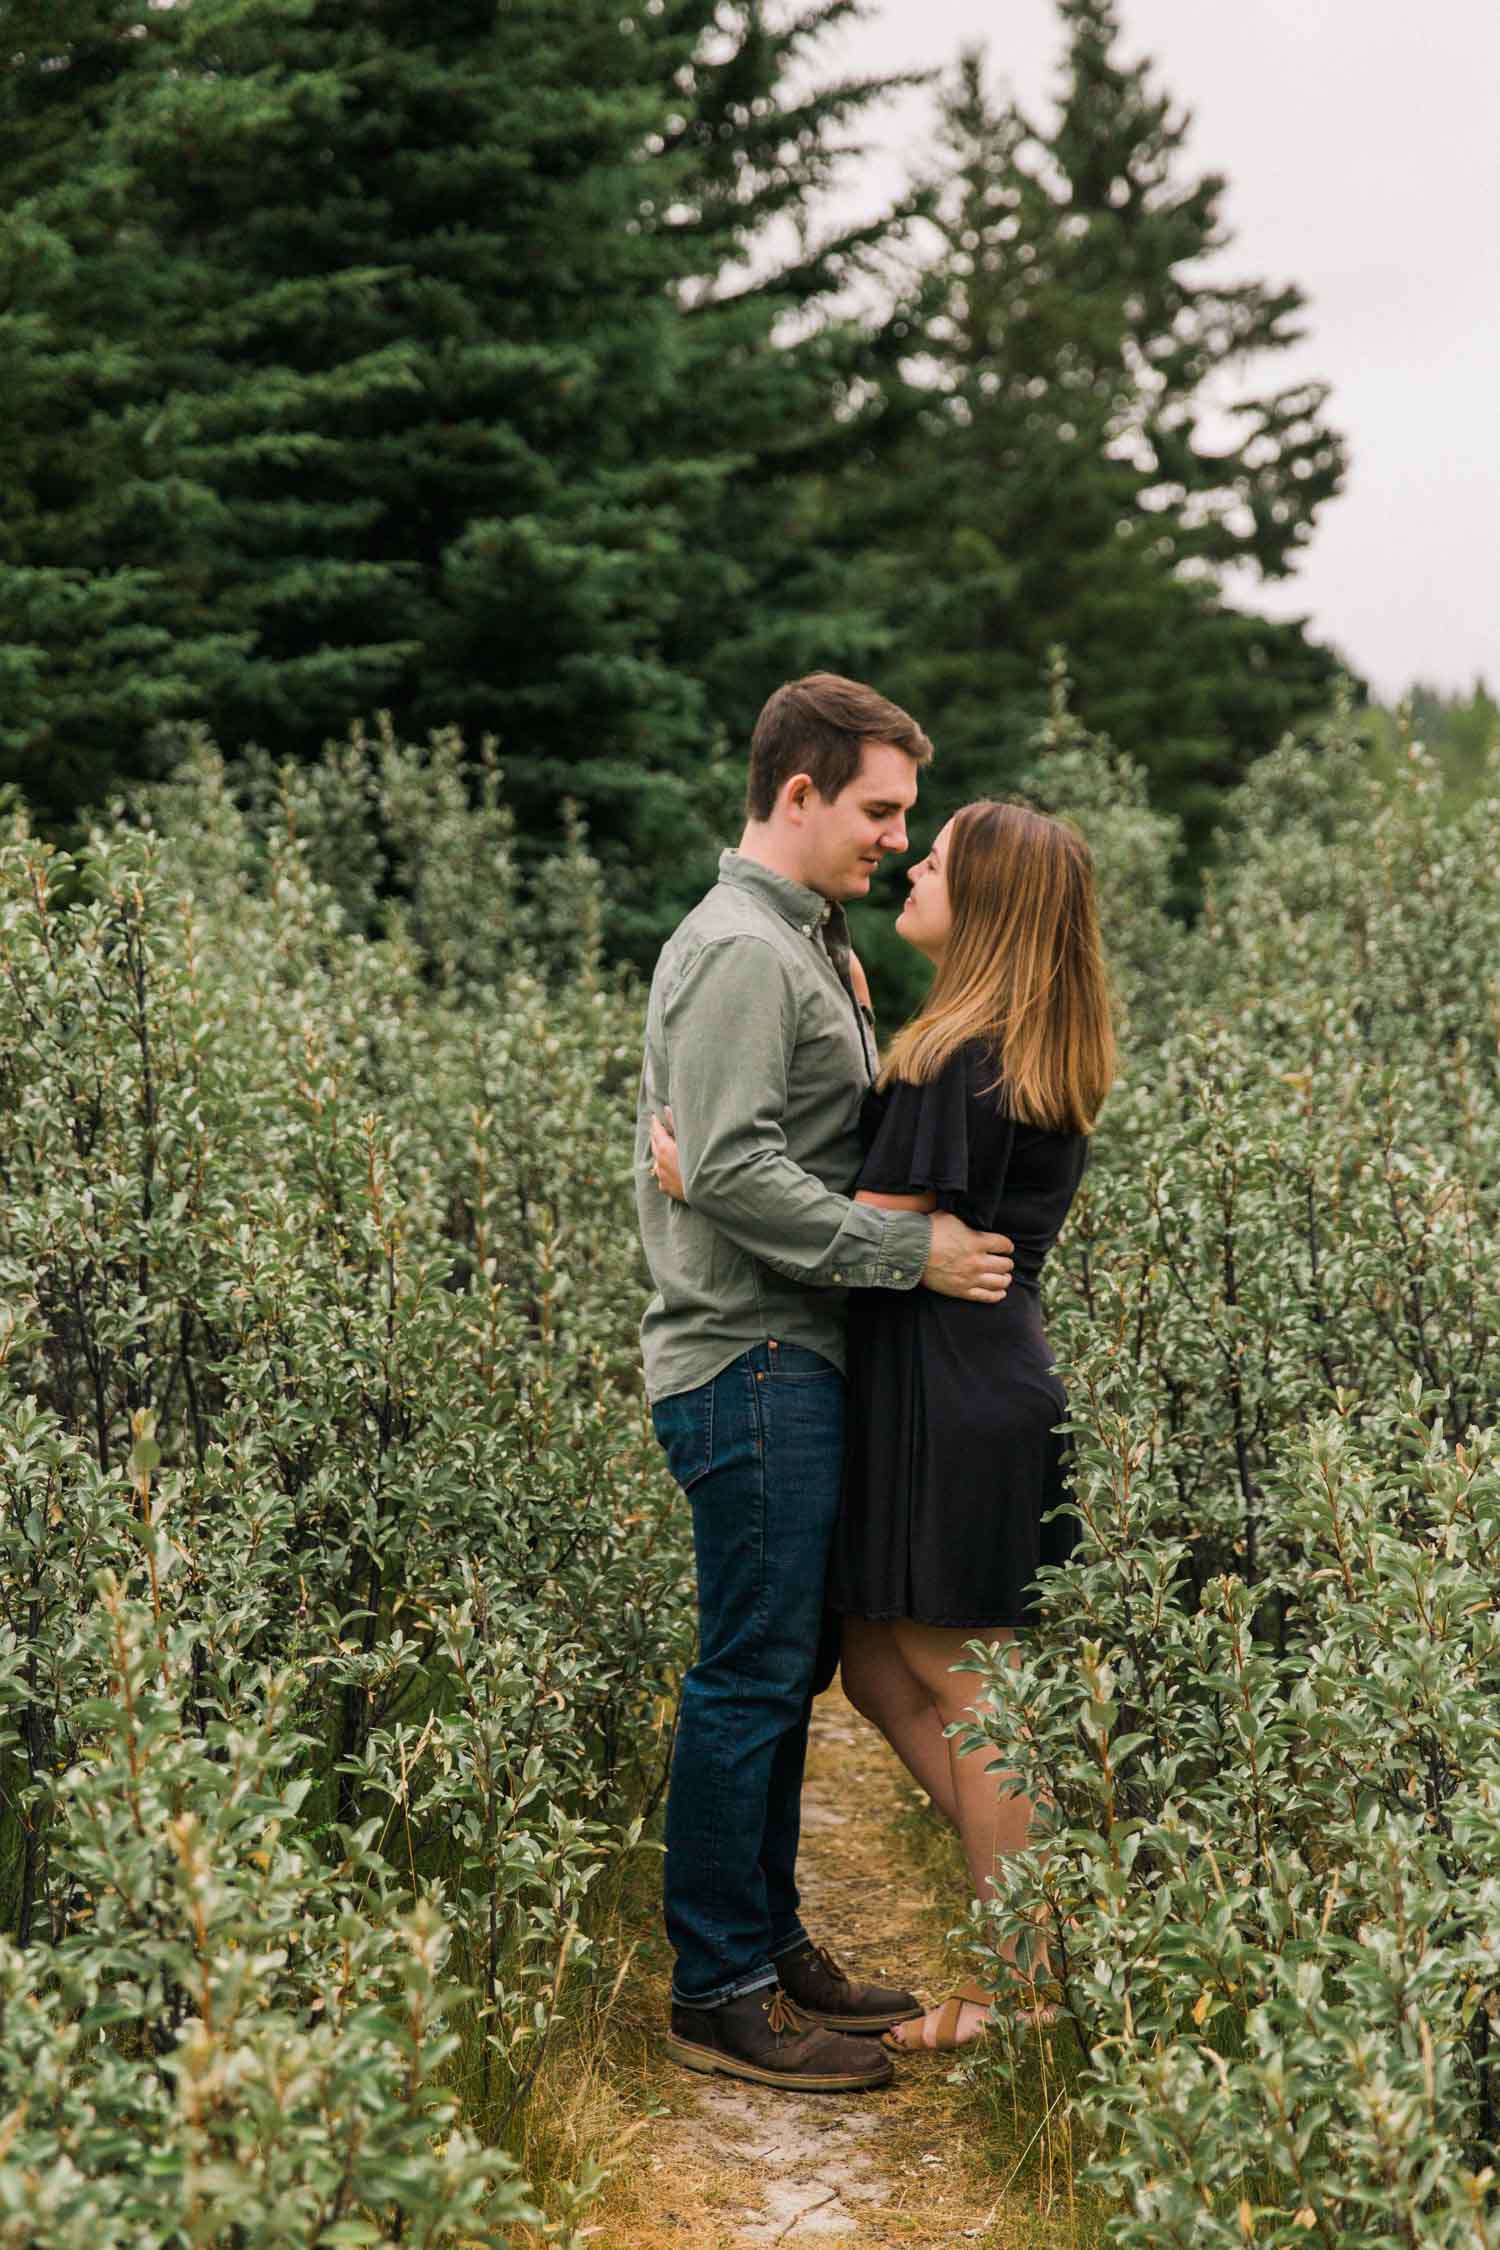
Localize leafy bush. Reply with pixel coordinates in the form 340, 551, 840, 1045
12, 692, 1500, 2243
0, 730, 688, 2242
965, 708, 1500, 2242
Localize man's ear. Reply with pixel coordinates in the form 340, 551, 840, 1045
780, 771, 816, 821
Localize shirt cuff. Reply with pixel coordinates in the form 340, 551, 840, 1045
871, 1209, 931, 1290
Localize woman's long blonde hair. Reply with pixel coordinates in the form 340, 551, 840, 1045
879, 800, 1115, 1134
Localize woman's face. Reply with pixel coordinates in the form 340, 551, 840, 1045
896, 818, 954, 960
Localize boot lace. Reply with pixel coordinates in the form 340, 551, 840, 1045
764, 1988, 813, 2038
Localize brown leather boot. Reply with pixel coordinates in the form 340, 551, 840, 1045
667, 1984, 894, 2091
774, 1938, 922, 2032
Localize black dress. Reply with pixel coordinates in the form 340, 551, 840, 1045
827, 1040, 1088, 1630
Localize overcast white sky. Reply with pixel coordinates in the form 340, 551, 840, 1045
810, 0, 1499, 700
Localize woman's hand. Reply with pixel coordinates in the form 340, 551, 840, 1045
650, 1107, 687, 1202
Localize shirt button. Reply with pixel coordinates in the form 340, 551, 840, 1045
832, 1271, 843, 1282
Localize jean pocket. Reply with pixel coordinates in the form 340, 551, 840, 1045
651, 1380, 716, 1492
765, 1339, 841, 1385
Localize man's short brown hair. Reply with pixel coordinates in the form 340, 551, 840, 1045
746, 673, 933, 822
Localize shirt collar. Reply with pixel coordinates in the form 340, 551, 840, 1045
717, 848, 838, 941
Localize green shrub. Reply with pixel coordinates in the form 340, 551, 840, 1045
963, 704, 1500, 2242
0, 731, 687, 2242
11, 692, 1500, 2242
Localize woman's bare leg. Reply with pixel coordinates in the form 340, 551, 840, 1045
882, 1619, 1043, 2049
839, 1616, 959, 1824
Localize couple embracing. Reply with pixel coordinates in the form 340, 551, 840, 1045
634, 673, 1114, 2094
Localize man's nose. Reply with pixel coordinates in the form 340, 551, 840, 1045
882, 821, 908, 852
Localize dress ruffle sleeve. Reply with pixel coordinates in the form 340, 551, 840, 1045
856, 1044, 1001, 1202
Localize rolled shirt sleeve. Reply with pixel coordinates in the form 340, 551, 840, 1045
663, 935, 931, 1291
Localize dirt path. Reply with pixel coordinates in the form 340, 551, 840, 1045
567, 1689, 1090, 2250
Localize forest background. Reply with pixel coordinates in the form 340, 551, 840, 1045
3, 4, 1500, 2247
5, 0, 1492, 992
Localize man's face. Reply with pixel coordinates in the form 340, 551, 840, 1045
793, 741, 919, 902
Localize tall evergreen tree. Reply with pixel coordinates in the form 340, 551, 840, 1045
96, 0, 717, 925
838, 4, 1349, 871
0, 0, 921, 955
644, 7, 935, 763
0, 3, 241, 820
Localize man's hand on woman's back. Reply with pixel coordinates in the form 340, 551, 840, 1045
922, 1213, 1014, 1302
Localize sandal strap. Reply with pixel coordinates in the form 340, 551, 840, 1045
932, 1994, 966, 2049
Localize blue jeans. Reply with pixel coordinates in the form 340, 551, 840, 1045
651, 1339, 845, 2006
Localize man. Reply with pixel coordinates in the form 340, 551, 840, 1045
634, 673, 1015, 2093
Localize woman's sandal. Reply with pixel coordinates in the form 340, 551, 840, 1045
881, 1974, 1063, 2056
880, 1981, 992, 2056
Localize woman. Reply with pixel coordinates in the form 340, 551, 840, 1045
654, 799, 1114, 2053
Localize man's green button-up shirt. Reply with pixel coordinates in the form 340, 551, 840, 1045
635, 850, 933, 1402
